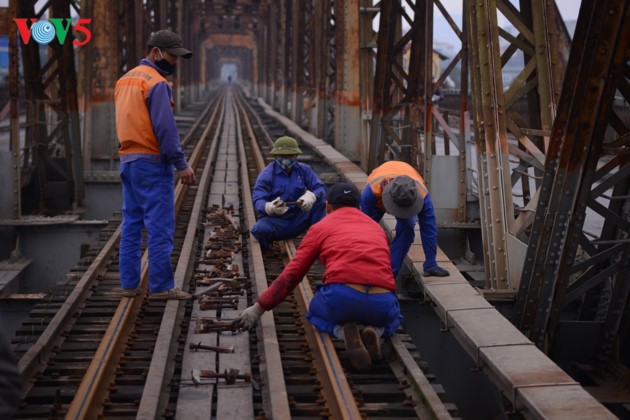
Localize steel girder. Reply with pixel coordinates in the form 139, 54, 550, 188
513, 0, 630, 367
264, 4, 278, 108
367, 0, 470, 229
3, 0, 20, 219
316, 0, 337, 145
289, 0, 304, 125
358, 0, 377, 171
282, 0, 336, 144
466, 0, 570, 292
79, 0, 123, 171
12, 0, 85, 215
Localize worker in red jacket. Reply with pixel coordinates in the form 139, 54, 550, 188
237, 182, 403, 372
361, 161, 449, 278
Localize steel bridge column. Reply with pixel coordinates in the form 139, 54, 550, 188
277, 0, 289, 116
333, 0, 361, 161
467, 1, 513, 291
290, 0, 304, 125
81, 0, 123, 175
15, 0, 86, 214
470, 0, 570, 294
515, 0, 630, 357
266, 5, 278, 108
312, 0, 329, 139
358, 1, 377, 171
0, 1, 20, 219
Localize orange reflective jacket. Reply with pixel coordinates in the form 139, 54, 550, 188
366, 161, 428, 212
115, 65, 170, 157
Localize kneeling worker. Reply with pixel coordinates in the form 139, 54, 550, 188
237, 182, 403, 372
251, 136, 326, 252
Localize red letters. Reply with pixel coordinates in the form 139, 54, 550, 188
13, 18, 37, 44
13, 18, 92, 46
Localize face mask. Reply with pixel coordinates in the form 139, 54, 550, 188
155, 49, 176, 75
276, 157, 296, 170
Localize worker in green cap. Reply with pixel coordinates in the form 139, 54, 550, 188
251, 136, 326, 252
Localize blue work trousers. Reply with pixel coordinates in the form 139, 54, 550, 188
251, 200, 325, 251
119, 160, 175, 293
391, 216, 417, 278
307, 284, 403, 337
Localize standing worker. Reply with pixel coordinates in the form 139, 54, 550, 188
361, 161, 449, 278
115, 29, 196, 300
238, 182, 403, 372
251, 136, 326, 252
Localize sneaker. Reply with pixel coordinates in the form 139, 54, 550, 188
149, 287, 191, 300
122, 288, 141, 297
361, 326, 382, 362
343, 323, 371, 372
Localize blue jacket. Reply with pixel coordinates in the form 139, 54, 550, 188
361, 186, 438, 269
253, 161, 326, 218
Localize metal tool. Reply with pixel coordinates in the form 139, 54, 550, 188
191, 368, 251, 386
189, 341, 235, 353
193, 281, 226, 299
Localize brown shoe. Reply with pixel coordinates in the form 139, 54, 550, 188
149, 287, 191, 300
122, 288, 141, 298
361, 326, 382, 362
343, 323, 371, 372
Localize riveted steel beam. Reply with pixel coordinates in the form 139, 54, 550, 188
514, 0, 630, 362
11, 0, 85, 215
465, 0, 570, 291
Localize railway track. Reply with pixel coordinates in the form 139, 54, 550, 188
11, 85, 457, 418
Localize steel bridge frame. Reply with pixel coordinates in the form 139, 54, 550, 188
3, 0, 629, 396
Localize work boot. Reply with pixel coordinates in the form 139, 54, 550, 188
148, 287, 191, 300
122, 288, 141, 298
361, 326, 382, 362
343, 323, 371, 372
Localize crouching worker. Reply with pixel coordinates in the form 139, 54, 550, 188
251, 136, 326, 253
237, 182, 403, 372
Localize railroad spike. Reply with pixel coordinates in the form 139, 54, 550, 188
189, 341, 235, 353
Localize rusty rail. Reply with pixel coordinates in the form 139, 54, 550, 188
66, 95, 222, 418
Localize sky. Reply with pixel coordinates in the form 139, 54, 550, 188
435, 0, 581, 21
432, 0, 582, 52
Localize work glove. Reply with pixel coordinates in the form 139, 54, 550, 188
237, 303, 264, 330
265, 197, 288, 216
423, 266, 450, 277
298, 190, 317, 211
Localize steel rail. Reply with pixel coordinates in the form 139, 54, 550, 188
282, 240, 363, 420
17, 93, 222, 397
235, 87, 362, 419
233, 90, 292, 418
67, 96, 222, 418
234, 88, 361, 419
136, 95, 227, 418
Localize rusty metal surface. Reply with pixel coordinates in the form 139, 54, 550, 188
515, 0, 630, 362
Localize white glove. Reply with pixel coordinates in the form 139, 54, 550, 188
237, 303, 264, 329
298, 190, 317, 211
265, 197, 288, 216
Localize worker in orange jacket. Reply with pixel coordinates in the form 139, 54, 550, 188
361, 161, 449, 278
115, 30, 196, 300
